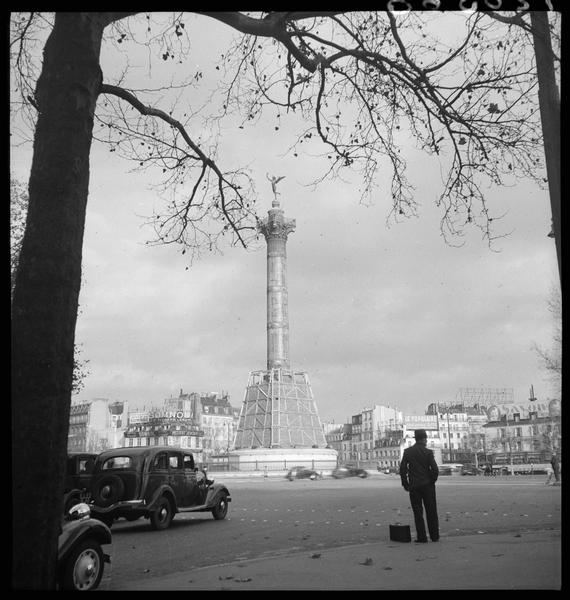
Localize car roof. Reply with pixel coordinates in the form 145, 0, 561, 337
96, 446, 192, 459
68, 452, 98, 459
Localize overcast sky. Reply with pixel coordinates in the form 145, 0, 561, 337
11, 13, 560, 424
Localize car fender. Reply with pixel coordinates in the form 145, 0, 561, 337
146, 484, 178, 513
58, 518, 112, 563
204, 483, 231, 506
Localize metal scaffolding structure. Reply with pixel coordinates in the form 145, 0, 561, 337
233, 368, 327, 449
455, 387, 515, 407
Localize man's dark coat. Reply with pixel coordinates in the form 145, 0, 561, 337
400, 442, 439, 490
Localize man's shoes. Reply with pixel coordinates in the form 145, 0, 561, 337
431, 537, 439, 542
414, 539, 428, 543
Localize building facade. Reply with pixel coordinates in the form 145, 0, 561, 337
482, 398, 561, 464
68, 398, 127, 453
200, 392, 240, 457
122, 390, 241, 463
124, 405, 205, 462
323, 395, 561, 470
339, 405, 404, 466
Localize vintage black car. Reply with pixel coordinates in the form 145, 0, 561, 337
332, 465, 369, 478
63, 452, 97, 514
88, 446, 231, 530
285, 466, 322, 480
461, 463, 484, 476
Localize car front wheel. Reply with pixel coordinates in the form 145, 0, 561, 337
211, 493, 229, 520
60, 538, 105, 591
150, 496, 173, 530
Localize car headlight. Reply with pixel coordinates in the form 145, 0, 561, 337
68, 502, 91, 521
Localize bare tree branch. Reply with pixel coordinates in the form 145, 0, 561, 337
100, 83, 253, 249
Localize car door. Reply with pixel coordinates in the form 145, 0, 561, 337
181, 453, 201, 506
168, 451, 186, 507
145, 451, 169, 503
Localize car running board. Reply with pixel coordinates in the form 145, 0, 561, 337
177, 497, 231, 513
177, 503, 213, 512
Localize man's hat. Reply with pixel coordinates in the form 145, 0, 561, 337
414, 429, 427, 440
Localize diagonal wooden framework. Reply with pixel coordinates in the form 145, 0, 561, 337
233, 368, 327, 449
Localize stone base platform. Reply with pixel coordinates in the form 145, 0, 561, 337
228, 447, 338, 472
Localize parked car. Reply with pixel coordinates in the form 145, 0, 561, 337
461, 463, 483, 476
285, 466, 321, 481
332, 466, 368, 478
58, 502, 111, 591
88, 446, 231, 530
438, 465, 453, 476
63, 452, 97, 514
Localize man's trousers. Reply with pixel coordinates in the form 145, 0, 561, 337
409, 483, 439, 542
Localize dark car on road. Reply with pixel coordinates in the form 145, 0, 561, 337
88, 446, 231, 530
378, 466, 399, 474
461, 463, 484, 476
286, 466, 322, 480
332, 465, 368, 478
63, 452, 97, 514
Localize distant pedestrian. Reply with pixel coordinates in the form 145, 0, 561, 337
400, 429, 439, 543
551, 454, 560, 483
545, 465, 555, 485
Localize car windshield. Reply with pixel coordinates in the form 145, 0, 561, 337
101, 456, 132, 470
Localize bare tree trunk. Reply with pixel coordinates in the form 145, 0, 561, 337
530, 11, 561, 283
11, 13, 106, 589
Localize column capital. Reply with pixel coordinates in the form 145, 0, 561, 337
258, 209, 296, 240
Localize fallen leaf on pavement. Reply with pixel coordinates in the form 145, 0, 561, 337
360, 558, 373, 566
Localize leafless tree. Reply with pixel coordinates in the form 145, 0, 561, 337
10, 11, 560, 588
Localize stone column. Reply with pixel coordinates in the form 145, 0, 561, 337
257, 199, 296, 370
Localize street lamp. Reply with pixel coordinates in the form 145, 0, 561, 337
446, 405, 452, 463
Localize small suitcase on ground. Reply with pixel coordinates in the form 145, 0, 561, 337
389, 523, 411, 542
